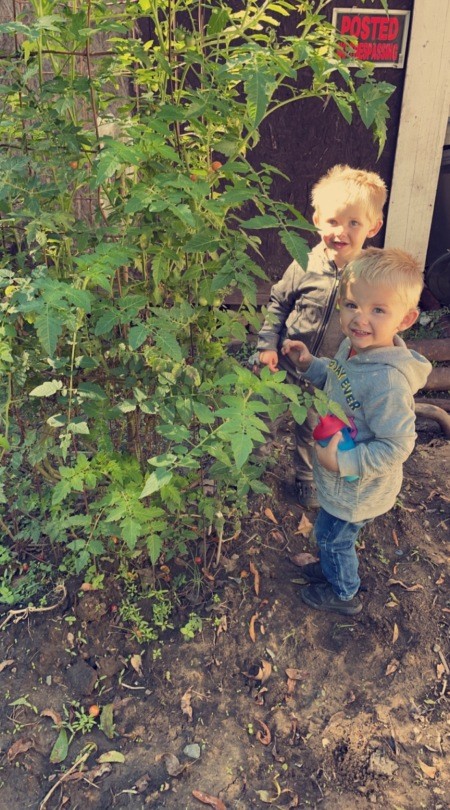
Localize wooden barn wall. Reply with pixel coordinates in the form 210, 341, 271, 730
251, 0, 414, 278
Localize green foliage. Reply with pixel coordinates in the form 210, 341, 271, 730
180, 611, 203, 640
119, 585, 174, 642
0, 0, 394, 581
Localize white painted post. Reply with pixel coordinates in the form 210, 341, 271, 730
384, 0, 450, 265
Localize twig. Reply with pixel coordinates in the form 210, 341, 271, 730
0, 584, 67, 631
436, 647, 450, 675
120, 682, 146, 690
39, 743, 96, 810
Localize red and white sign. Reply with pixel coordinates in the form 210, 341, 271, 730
332, 8, 411, 69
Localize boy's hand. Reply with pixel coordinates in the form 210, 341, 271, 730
281, 339, 312, 371
258, 350, 279, 372
315, 432, 341, 473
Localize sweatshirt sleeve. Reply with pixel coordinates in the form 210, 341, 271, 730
337, 381, 417, 481
303, 356, 329, 389
256, 260, 305, 353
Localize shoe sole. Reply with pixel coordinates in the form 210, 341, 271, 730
300, 588, 362, 616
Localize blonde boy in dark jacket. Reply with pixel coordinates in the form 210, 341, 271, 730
256, 165, 387, 507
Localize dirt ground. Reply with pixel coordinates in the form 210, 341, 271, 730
0, 410, 449, 810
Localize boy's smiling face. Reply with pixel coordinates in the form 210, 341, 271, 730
313, 198, 382, 268
339, 277, 419, 353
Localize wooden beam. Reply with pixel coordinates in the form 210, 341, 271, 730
406, 338, 450, 361
384, 0, 450, 265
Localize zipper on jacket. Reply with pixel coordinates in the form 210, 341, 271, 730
310, 264, 339, 356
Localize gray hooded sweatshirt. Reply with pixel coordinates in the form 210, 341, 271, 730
304, 335, 432, 522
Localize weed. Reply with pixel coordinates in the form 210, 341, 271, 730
180, 612, 203, 640
118, 585, 174, 643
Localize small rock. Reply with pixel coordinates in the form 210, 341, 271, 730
183, 743, 201, 759
368, 749, 398, 777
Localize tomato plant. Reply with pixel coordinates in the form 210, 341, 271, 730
0, 0, 393, 581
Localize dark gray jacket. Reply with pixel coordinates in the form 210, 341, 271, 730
256, 243, 340, 356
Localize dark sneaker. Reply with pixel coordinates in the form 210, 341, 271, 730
296, 562, 327, 584
296, 480, 319, 509
300, 582, 362, 615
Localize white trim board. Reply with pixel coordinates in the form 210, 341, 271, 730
384, 0, 450, 266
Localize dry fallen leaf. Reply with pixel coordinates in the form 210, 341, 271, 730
417, 758, 437, 779
181, 688, 193, 722
7, 738, 34, 762
264, 507, 278, 525
40, 708, 63, 726
294, 513, 313, 538
385, 659, 399, 676
255, 685, 268, 705
249, 560, 260, 596
286, 678, 297, 695
259, 660, 272, 684
269, 530, 285, 543
285, 668, 303, 681
242, 659, 272, 685
388, 579, 424, 592
249, 612, 259, 643
0, 659, 14, 673
130, 653, 143, 677
392, 529, 399, 547
392, 623, 399, 644
255, 718, 271, 745
80, 762, 112, 781
192, 789, 227, 809
161, 752, 187, 777
436, 663, 445, 680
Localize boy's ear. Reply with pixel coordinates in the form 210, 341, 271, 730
312, 211, 320, 227
398, 308, 419, 332
367, 218, 383, 238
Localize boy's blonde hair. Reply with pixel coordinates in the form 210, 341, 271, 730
340, 247, 425, 311
311, 164, 387, 224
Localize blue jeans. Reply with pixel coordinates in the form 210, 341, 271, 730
314, 508, 369, 600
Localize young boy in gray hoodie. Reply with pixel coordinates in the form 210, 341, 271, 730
282, 247, 432, 616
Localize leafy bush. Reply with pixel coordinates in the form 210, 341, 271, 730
0, 0, 393, 579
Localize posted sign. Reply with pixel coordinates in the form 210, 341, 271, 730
332, 8, 411, 69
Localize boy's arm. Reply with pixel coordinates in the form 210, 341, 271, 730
256, 261, 305, 353
281, 339, 313, 371
302, 356, 330, 389
337, 383, 417, 481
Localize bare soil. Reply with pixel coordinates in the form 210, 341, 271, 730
0, 416, 449, 810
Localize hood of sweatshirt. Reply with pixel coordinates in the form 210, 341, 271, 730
338, 334, 432, 395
